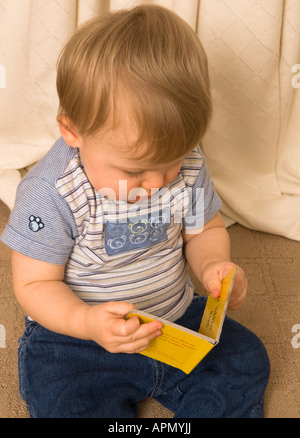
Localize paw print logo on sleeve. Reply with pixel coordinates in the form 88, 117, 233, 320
29, 216, 45, 232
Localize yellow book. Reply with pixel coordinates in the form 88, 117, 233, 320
126, 267, 237, 374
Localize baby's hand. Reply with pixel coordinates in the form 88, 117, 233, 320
83, 301, 163, 353
202, 262, 247, 310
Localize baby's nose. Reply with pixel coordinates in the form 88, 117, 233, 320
140, 171, 165, 191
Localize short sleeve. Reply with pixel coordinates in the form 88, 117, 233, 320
1, 176, 77, 264
182, 153, 222, 233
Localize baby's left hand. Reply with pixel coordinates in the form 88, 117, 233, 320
202, 262, 248, 310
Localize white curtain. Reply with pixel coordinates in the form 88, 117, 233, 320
0, 0, 299, 240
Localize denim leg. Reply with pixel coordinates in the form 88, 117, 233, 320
18, 319, 155, 418
154, 296, 270, 418
18, 296, 270, 418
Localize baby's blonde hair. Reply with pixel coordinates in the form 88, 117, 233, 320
56, 5, 212, 162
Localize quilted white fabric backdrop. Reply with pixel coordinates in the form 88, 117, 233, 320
198, 0, 300, 240
0, 0, 299, 240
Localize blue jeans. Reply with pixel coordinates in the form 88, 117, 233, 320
18, 296, 270, 418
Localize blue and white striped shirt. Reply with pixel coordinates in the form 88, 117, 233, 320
2, 137, 221, 321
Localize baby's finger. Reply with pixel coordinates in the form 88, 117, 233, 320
110, 313, 141, 337
121, 324, 163, 353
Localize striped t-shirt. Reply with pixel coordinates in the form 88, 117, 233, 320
2, 137, 221, 321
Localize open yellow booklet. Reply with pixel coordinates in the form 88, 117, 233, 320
126, 267, 237, 374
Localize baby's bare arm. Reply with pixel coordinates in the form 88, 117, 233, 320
12, 251, 162, 352
183, 212, 247, 310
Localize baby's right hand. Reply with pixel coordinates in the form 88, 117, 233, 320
83, 301, 163, 354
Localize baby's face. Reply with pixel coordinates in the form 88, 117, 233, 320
78, 123, 185, 203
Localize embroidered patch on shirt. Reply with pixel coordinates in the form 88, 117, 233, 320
104, 208, 170, 255
29, 215, 44, 232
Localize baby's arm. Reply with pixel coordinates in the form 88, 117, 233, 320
12, 251, 162, 353
183, 212, 247, 310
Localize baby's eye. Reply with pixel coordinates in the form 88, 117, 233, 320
123, 170, 144, 178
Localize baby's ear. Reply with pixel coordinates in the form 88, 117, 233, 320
56, 115, 81, 148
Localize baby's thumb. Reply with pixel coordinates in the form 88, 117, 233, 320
204, 274, 222, 299
107, 301, 136, 317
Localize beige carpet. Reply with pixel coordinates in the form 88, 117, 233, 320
0, 199, 299, 418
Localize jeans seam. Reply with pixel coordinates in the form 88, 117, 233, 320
18, 321, 40, 358
18, 321, 41, 402
149, 360, 164, 398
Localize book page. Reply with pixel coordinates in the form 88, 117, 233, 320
130, 312, 214, 373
